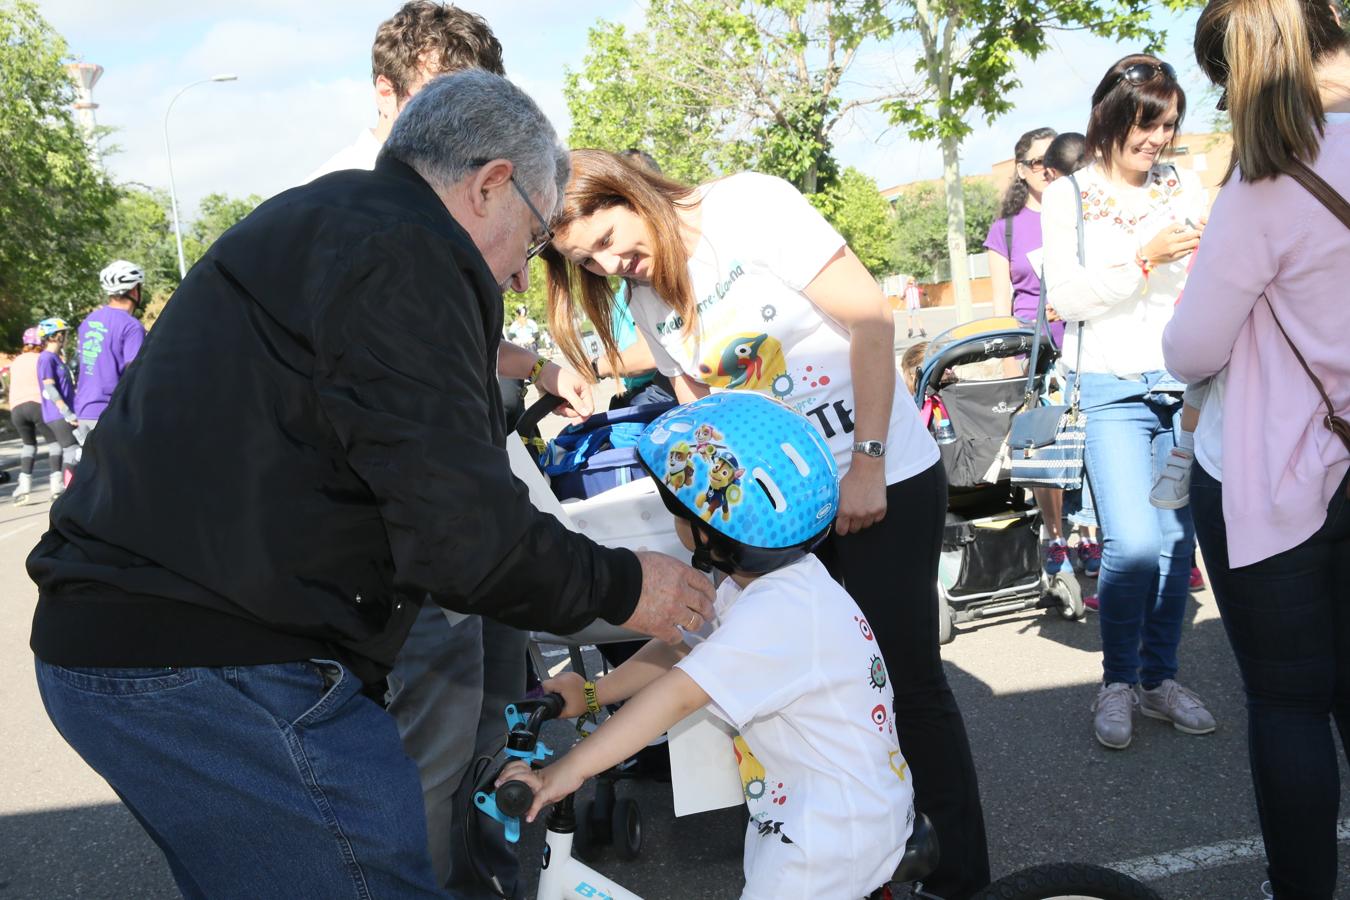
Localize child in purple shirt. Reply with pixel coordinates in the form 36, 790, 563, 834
36, 317, 79, 499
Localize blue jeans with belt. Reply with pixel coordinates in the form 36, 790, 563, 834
1191, 464, 1350, 900
35, 657, 449, 899
1078, 371, 1195, 685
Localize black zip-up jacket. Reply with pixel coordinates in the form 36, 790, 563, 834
28, 158, 641, 685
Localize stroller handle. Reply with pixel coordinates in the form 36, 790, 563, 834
515, 393, 565, 437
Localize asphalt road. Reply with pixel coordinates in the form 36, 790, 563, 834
2, 325, 1348, 899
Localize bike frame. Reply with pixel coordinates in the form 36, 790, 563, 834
536, 822, 642, 900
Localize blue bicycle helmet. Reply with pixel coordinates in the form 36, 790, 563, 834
636, 392, 839, 575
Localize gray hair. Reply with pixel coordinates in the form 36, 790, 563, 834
381, 69, 568, 211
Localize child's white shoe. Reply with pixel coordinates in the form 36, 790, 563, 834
1150, 448, 1193, 509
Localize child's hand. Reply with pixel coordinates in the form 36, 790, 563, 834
496, 759, 584, 823
540, 673, 590, 718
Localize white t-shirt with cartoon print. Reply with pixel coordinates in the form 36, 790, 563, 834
628, 172, 938, 485
676, 554, 914, 900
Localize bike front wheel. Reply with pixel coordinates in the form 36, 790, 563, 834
971, 862, 1163, 900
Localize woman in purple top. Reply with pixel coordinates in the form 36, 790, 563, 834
35, 317, 79, 499
984, 127, 1086, 576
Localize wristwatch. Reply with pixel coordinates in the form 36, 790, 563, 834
852, 440, 886, 458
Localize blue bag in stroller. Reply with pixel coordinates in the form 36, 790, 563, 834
536, 402, 678, 501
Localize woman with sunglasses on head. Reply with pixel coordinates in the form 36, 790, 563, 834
542, 149, 990, 899
1163, 2, 1350, 896
1042, 54, 1215, 751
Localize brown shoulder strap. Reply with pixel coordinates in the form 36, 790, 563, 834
1288, 158, 1350, 229
1264, 159, 1350, 456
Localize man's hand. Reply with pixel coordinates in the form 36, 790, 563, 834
537, 361, 594, 420
624, 551, 716, 644
539, 673, 589, 719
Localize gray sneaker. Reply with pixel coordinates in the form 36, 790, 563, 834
1092, 682, 1137, 749
1138, 679, 1216, 735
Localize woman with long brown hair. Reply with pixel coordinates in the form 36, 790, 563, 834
542, 151, 990, 898
1165, 1, 1350, 895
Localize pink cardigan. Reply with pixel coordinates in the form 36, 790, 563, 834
1163, 117, 1350, 567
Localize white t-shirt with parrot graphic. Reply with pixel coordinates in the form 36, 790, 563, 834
628, 172, 938, 485
676, 554, 914, 899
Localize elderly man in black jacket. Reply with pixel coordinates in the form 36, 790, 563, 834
27, 70, 714, 898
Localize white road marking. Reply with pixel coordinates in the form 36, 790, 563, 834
1108, 818, 1350, 880
0, 518, 46, 543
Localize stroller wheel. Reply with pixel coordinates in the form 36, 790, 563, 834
1050, 574, 1086, 621
613, 797, 643, 861
937, 594, 955, 645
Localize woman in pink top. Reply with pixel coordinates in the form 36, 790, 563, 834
1164, 1, 1350, 895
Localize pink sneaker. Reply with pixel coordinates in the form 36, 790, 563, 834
1189, 567, 1206, 591
1084, 593, 1099, 611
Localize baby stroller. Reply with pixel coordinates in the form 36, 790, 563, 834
498, 396, 691, 864
913, 317, 1085, 643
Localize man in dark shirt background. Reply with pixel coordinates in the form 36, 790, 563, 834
27, 70, 714, 898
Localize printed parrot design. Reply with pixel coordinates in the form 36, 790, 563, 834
664, 441, 696, 491
696, 451, 745, 522
698, 333, 787, 391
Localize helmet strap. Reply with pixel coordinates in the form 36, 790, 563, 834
688, 521, 716, 574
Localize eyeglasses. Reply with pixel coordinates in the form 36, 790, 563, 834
1106, 62, 1177, 94
1018, 156, 1047, 172
470, 158, 554, 261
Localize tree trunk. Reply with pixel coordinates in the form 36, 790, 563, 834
941, 133, 974, 323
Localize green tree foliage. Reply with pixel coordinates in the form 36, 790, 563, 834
891, 178, 998, 282
184, 192, 263, 266
808, 167, 896, 276
0, 1, 118, 338
883, 0, 1200, 319
564, 20, 750, 184
565, 1, 903, 195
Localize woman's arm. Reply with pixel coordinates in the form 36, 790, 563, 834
802, 245, 893, 536
594, 329, 659, 379
1041, 179, 1148, 321
988, 250, 1013, 318
499, 668, 711, 822
1163, 182, 1275, 383
672, 374, 711, 404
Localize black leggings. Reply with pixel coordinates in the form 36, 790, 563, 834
11, 402, 56, 475
816, 460, 990, 899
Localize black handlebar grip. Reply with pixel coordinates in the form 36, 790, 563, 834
539, 691, 566, 718
496, 779, 535, 818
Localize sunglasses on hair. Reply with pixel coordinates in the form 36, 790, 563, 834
1106, 62, 1177, 93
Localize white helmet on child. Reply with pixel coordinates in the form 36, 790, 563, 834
99, 260, 145, 296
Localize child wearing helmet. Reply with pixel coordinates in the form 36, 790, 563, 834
9, 326, 53, 504
75, 260, 148, 436
36, 318, 80, 498
499, 393, 915, 899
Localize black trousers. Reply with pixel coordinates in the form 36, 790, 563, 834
816, 460, 990, 899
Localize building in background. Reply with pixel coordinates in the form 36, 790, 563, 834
65, 61, 103, 166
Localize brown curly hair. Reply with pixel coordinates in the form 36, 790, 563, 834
371, 2, 504, 98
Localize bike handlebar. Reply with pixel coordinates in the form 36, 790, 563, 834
491, 691, 567, 818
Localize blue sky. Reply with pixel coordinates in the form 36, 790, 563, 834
37, 1, 1213, 215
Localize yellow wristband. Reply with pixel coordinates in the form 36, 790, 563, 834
527, 356, 549, 383
583, 680, 601, 714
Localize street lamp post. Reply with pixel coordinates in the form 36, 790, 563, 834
164, 74, 238, 279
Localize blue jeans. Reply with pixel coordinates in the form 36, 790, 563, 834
36, 657, 447, 899
1078, 372, 1195, 685
1192, 464, 1350, 900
